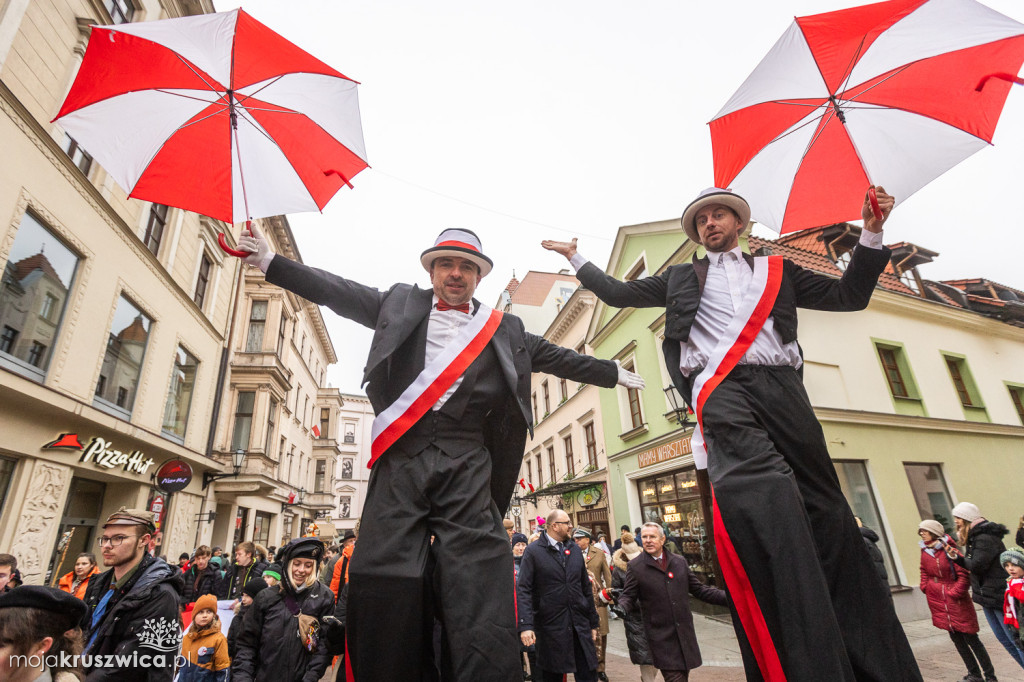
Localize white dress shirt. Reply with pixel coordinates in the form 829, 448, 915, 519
569, 230, 883, 376
426, 294, 473, 410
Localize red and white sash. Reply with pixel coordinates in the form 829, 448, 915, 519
368, 304, 504, 467
690, 255, 783, 469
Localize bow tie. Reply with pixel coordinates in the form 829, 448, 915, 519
436, 300, 470, 313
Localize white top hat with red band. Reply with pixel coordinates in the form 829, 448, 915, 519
420, 228, 493, 277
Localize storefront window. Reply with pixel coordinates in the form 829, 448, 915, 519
0, 212, 79, 379
835, 460, 899, 586
637, 468, 716, 586
0, 456, 14, 516
234, 506, 249, 546
162, 346, 198, 439
95, 296, 151, 415
904, 463, 955, 533
252, 511, 272, 547
47, 477, 106, 583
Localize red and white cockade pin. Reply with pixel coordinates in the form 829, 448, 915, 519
564, 549, 571, 556
667, 571, 674, 579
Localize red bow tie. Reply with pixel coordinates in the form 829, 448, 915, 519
436, 300, 470, 313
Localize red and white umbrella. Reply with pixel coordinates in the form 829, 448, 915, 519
54, 8, 368, 250
710, 0, 1024, 234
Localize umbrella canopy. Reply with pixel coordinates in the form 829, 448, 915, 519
710, 0, 1024, 234
54, 8, 368, 225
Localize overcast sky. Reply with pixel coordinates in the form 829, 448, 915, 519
213, 0, 1024, 394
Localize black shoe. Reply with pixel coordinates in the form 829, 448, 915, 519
598, 673, 609, 682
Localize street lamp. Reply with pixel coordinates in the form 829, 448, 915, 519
663, 385, 693, 427
202, 449, 247, 489
282, 487, 306, 513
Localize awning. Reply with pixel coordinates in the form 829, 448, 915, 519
519, 472, 606, 503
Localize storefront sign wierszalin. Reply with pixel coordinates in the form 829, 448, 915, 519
637, 436, 692, 469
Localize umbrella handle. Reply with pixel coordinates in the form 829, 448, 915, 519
218, 232, 250, 258
867, 187, 883, 221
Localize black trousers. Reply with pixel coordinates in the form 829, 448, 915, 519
346, 443, 520, 682
701, 366, 921, 681
949, 629, 995, 677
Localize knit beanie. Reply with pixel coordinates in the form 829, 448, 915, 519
510, 533, 528, 547
242, 577, 268, 599
918, 519, 945, 538
194, 593, 218, 615
1001, 548, 1024, 570
263, 563, 282, 581
951, 502, 982, 523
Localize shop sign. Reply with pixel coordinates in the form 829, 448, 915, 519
155, 459, 193, 493
575, 486, 603, 508
148, 491, 166, 531
44, 433, 155, 475
637, 436, 692, 469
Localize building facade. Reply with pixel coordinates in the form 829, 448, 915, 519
0, 0, 245, 582
332, 392, 373, 536
587, 218, 1024, 619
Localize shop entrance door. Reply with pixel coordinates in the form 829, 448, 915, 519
46, 477, 106, 585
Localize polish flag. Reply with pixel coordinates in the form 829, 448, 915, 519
312, 424, 321, 437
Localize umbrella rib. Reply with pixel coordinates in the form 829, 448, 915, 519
152, 89, 223, 105
234, 75, 285, 104
173, 53, 224, 96
840, 64, 912, 104
177, 108, 230, 130
762, 104, 828, 148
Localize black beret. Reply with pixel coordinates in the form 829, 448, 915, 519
281, 537, 324, 565
0, 585, 87, 630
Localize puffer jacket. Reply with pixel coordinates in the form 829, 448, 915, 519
181, 562, 224, 606
860, 526, 888, 584
82, 553, 184, 681
59, 565, 100, 600
611, 548, 653, 666
178, 619, 230, 681
920, 539, 978, 633
951, 521, 1010, 609
230, 580, 335, 682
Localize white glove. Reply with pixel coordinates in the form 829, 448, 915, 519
237, 222, 275, 273
614, 360, 645, 389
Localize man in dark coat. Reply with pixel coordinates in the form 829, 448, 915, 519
221, 541, 268, 600
543, 187, 921, 682
614, 523, 727, 682
83, 507, 183, 681
232, 538, 335, 682
517, 509, 600, 682
180, 545, 223, 606
239, 226, 642, 682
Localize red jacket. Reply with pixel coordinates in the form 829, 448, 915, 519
920, 543, 978, 633
1003, 577, 1024, 627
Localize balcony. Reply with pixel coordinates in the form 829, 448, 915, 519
304, 491, 336, 510
231, 351, 293, 392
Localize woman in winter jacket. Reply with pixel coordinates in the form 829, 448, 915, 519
918, 519, 995, 681
947, 502, 1024, 671
58, 552, 99, 600
231, 537, 335, 682
610, 532, 656, 682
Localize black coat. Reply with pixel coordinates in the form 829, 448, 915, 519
860, 526, 888, 585
266, 256, 618, 516
575, 243, 890, 404
952, 521, 1010, 609
227, 603, 247, 661
611, 555, 652, 666
182, 562, 224, 605
618, 550, 728, 672
221, 560, 268, 600
83, 553, 184, 681
516, 533, 600, 673
231, 581, 335, 682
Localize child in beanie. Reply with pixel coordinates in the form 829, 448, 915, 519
179, 593, 230, 681
1002, 548, 1024, 649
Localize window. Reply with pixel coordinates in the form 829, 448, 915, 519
559, 378, 567, 403
904, 463, 955, 533
945, 357, 972, 405
230, 391, 256, 451
0, 212, 80, 377
339, 496, 352, 518
547, 446, 556, 482
253, 511, 272, 547
95, 296, 151, 414
319, 408, 330, 439
278, 436, 286, 463
194, 254, 211, 308
1009, 385, 1024, 426
144, 204, 168, 256
62, 134, 93, 175
314, 460, 327, 492
303, 396, 309, 428
0, 456, 15, 517
584, 423, 598, 469
563, 436, 574, 478
942, 354, 987, 421
26, 341, 47, 367
277, 314, 287, 355
343, 423, 355, 444
526, 460, 532, 487
1, 327, 18, 353
265, 399, 277, 454
625, 258, 647, 281
835, 461, 898, 586
625, 361, 643, 428
341, 458, 353, 480
532, 393, 539, 424
542, 381, 550, 415
104, 0, 133, 24
636, 468, 715, 583
877, 347, 907, 397
246, 301, 267, 352
162, 346, 198, 439
535, 454, 543, 487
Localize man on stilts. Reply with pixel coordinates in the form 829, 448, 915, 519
239, 227, 645, 682
543, 187, 922, 681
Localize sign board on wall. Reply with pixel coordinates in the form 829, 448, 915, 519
637, 436, 692, 469
155, 459, 193, 493
43, 433, 156, 475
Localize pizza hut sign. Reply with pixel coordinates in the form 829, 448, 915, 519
79, 437, 155, 475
